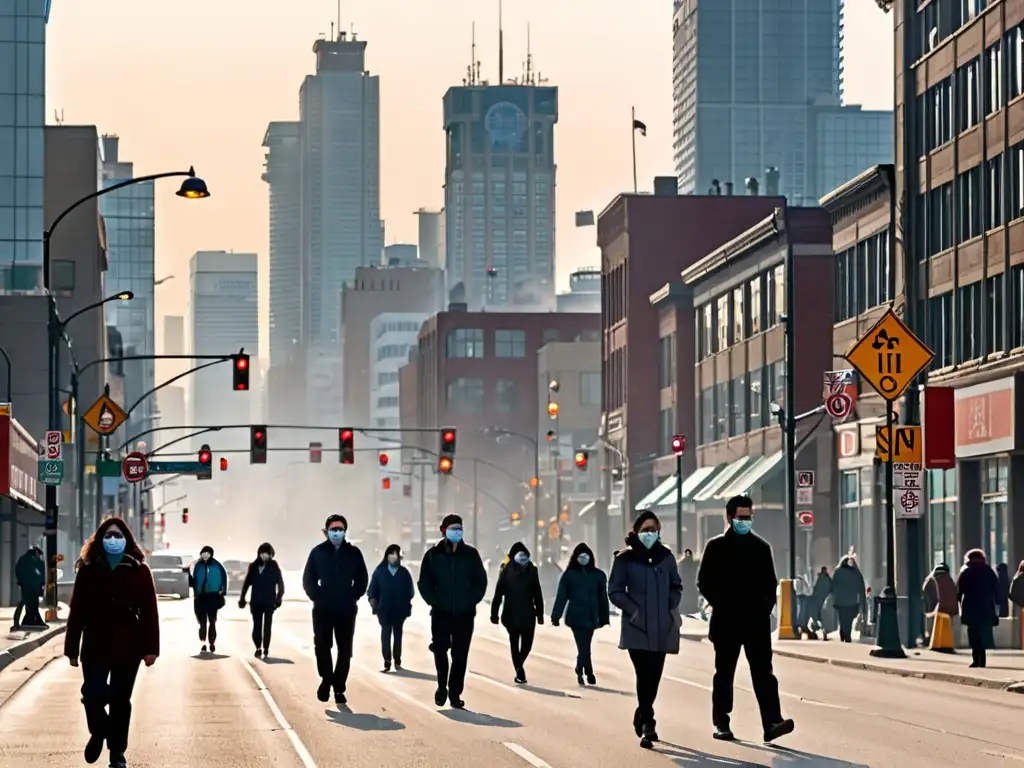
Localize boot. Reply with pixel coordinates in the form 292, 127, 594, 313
575, 665, 584, 686
640, 722, 657, 749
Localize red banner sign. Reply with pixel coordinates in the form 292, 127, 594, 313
923, 386, 956, 469
954, 377, 1015, 458
0, 407, 42, 507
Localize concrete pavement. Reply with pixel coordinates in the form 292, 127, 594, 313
0, 596, 1022, 766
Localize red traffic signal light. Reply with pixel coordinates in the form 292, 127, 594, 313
250, 425, 268, 464
144, 515, 150, 528
378, 453, 389, 467
232, 353, 250, 391
439, 456, 453, 474
382, 477, 391, 490
160, 513, 166, 528
182, 508, 189, 524
440, 428, 456, 459
339, 428, 355, 464
220, 457, 228, 471
198, 448, 211, 465
671, 434, 686, 457
574, 451, 589, 470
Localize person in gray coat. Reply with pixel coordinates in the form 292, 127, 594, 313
608, 510, 683, 750
830, 556, 866, 643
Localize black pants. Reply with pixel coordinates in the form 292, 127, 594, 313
13, 587, 43, 627
251, 605, 274, 651
836, 606, 858, 642
572, 627, 594, 673
194, 594, 221, 644
967, 624, 987, 667
81, 659, 142, 755
507, 624, 536, 670
712, 628, 783, 731
430, 610, 474, 697
312, 608, 356, 692
380, 619, 405, 664
627, 649, 666, 729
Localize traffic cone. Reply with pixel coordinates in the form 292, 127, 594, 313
928, 612, 956, 653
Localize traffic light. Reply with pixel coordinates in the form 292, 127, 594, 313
339, 428, 355, 464
382, 477, 391, 490
378, 452, 389, 467
574, 450, 589, 471
309, 441, 322, 463
671, 434, 686, 458
160, 513, 166, 528
547, 401, 559, 417
232, 353, 250, 390
144, 515, 150, 529
511, 511, 521, 525
439, 428, 456, 471
220, 457, 228, 471
197, 444, 212, 480
438, 456, 453, 474
545, 430, 555, 441
182, 508, 189, 524
250, 425, 267, 464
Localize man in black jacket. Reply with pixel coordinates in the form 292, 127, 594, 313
417, 514, 487, 708
302, 515, 368, 705
697, 495, 794, 744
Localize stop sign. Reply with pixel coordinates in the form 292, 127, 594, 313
797, 510, 814, 529
122, 452, 149, 484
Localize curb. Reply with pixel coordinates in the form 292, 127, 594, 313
0, 624, 67, 674
771, 647, 1024, 693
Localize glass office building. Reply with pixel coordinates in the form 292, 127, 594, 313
0, 0, 46, 289
812, 106, 893, 200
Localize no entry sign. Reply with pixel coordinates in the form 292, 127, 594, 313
122, 452, 149, 483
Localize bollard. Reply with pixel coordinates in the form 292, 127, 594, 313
928, 612, 956, 653
776, 579, 799, 640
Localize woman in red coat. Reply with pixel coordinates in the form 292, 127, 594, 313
64, 517, 160, 768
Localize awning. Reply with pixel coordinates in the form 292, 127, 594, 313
578, 500, 621, 519
692, 457, 751, 502
716, 451, 783, 499
634, 473, 682, 510
653, 465, 720, 509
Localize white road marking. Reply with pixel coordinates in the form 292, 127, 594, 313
240, 657, 318, 768
503, 742, 553, 767
665, 674, 711, 692
983, 750, 1024, 762
470, 671, 522, 693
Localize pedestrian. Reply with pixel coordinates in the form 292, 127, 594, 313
64, 517, 159, 767
678, 548, 699, 615
801, 566, 832, 639
696, 495, 794, 744
608, 509, 683, 750
1009, 561, 1024, 610
996, 562, 1011, 619
302, 514, 368, 705
417, 514, 487, 709
490, 542, 544, 684
922, 562, 958, 617
551, 542, 609, 686
956, 548, 999, 668
830, 556, 866, 643
12, 546, 45, 629
238, 542, 285, 659
190, 545, 227, 654
367, 543, 415, 672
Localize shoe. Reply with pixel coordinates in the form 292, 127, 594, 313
200, 644, 207, 654
643, 721, 659, 743
576, 671, 585, 686
255, 649, 262, 659
586, 672, 596, 686
209, 643, 216, 653
639, 724, 656, 750
317, 680, 331, 702
514, 666, 527, 684
394, 659, 402, 670
108, 754, 127, 768
434, 686, 448, 706
263, 648, 269, 658
335, 692, 347, 705
382, 661, 391, 672
764, 719, 795, 742
713, 726, 735, 741
450, 696, 465, 709
84, 734, 104, 764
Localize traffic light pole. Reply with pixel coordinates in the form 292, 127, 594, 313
675, 452, 683, 554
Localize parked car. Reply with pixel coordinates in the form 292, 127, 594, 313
222, 559, 248, 594
148, 554, 190, 599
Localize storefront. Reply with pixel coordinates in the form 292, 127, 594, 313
0, 404, 45, 605
835, 420, 886, 592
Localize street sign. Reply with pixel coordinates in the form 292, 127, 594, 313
896, 487, 922, 519
824, 392, 853, 419
122, 452, 149, 483
82, 394, 128, 436
796, 471, 814, 487
44, 430, 62, 461
548, 522, 561, 540
147, 460, 207, 475
823, 370, 857, 421
895, 467, 923, 489
797, 510, 814, 530
875, 425, 922, 463
845, 310, 933, 402
796, 487, 813, 506
37, 459, 64, 485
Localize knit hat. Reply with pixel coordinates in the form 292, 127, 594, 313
440, 513, 463, 530
324, 514, 347, 530
632, 509, 660, 533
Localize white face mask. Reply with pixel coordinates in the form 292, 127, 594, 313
259, 553, 270, 562
387, 554, 399, 564
201, 552, 211, 561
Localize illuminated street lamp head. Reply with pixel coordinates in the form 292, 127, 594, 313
115, 291, 134, 301
547, 402, 559, 417
537, 519, 545, 529
548, 380, 560, 393
176, 168, 210, 199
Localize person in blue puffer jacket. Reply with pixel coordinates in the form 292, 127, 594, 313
190, 545, 227, 654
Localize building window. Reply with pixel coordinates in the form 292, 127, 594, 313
715, 294, 730, 350
748, 367, 764, 430
835, 247, 855, 321
769, 361, 785, 408
376, 396, 399, 409
659, 407, 675, 456
1012, 265, 1024, 348
986, 155, 1003, 230
494, 329, 526, 357
446, 328, 484, 358
51, 260, 75, 295
657, 334, 676, 389
579, 371, 600, 406
749, 276, 762, 334
699, 387, 714, 445
732, 287, 744, 343
769, 264, 785, 324
986, 273, 1004, 356
495, 379, 517, 413
987, 42, 1003, 115
982, 457, 1009, 565
731, 374, 747, 436
446, 377, 485, 412
377, 371, 399, 386
1009, 25, 1024, 99
839, 470, 863, 564
928, 468, 957, 568
713, 381, 728, 441
928, 77, 953, 150
928, 183, 953, 255
957, 280, 983, 363
698, 304, 713, 358
867, 231, 892, 308
928, 291, 954, 368
957, 57, 980, 132
957, 165, 982, 242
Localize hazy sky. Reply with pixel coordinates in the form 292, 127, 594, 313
45, 1, 892, 361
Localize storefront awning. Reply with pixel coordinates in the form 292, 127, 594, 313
653, 464, 720, 509
578, 500, 621, 519
634, 473, 683, 510
692, 457, 751, 503
715, 451, 783, 499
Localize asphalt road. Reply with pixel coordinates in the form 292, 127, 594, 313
0, 581, 1022, 767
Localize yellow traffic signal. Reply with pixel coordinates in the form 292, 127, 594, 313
547, 401, 559, 417
529, 476, 539, 488
537, 519, 545, 528
511, 511, 521, 524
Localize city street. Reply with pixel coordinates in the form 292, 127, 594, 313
0, 580, 1022, 767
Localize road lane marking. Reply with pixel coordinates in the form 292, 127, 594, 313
470, 671, 523, 694
984, 751, 1024, 762
240, 657, 318, 768
664, 674, 711, 692
503, 742, 553, 767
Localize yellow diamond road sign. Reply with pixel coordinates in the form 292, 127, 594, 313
845, 310, 934, 402
82, 394, 128, 436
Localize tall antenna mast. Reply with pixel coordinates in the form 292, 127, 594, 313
525, 23, 533, 84
471, 22, 477, 84
336, 0, 341, 39
498, 0, 504, 84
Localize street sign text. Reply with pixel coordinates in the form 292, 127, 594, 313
875, 425, 922, 463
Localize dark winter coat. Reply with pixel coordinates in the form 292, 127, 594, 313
551, 543, 609, 630
15, 551, 44, 593
241, 560, 285, 608
697, 526, 777, 640
302, 540, 369, 616
491, 543, 544, 631
367, 562, 415, 625
956, 550, 999, 628
996, 563, 1011, 618
830, 557, 866, 609
65, 554, 160, 663
608, 534, 683, 653
1010, 568, 1024, 609
417, 538, 488, 617
922, 564, 958, 616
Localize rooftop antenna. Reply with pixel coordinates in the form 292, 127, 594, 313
467, 22, 477, 85
525, 23, 533, 85
330, 21, 334, 40
498, 0, 504, 84
336, 0, 341, 39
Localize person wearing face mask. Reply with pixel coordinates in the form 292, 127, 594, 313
608, 509, 683, 749
551, 542, 609, 686
189, 545, 227, 654
65, 517, 159, 767
13, 546, 46, 629
367, 544, 415, 672
697, 495, 794, 744
490, 542, 544, 684
238, 543, 285, 659
302, 514, 369, 704
417, 514, 488, 709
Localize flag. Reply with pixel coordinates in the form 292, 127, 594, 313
633, 119, 647, 136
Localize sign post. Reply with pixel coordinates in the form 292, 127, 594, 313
846, 309, 934, 659
795, 470, 814, 506
38, 430, 64, 486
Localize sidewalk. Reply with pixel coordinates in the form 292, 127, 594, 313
0, 605, 69, 667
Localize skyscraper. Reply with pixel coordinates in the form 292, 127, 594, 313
443, 75, 558, 309
0, 0, 46, 289
414, 208, 445, 269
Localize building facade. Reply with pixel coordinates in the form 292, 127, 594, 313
370, 312, 430, 463
556, 267, 601, 313
443, 83, 558, 309
414, 208, 445, 269
383, 243, 417, 265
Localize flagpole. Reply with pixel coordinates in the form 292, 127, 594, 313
631, 106, 638, 193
